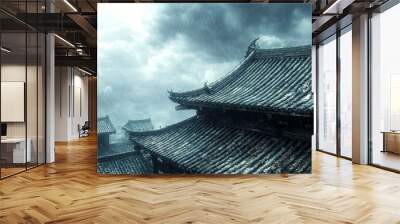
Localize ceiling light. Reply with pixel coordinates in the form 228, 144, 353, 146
76, 48, 85, 55
322, 0, 354, 15
63, 0, 78, 12
1, 47, 11, 53
54, 34, 75, 48
323, 0, 342, 15
78, 67, 93, 76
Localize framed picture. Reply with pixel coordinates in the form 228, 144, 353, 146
97, 3, 312, 175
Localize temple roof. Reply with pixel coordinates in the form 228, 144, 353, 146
98, 142, 135, 157
97, 151, 152, 175
169, 45, 312, 117
122, 118, 154, 132
128, 116, 311, 174
97, 116, 116, 134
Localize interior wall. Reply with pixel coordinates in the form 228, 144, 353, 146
312, 45, 316, 150
72, 72, 89, 138
0, 64, 40, 138
88, 77, 97, 132
55, 66, 89, 141
1, 62, 45, 167
55, 66, 69, 141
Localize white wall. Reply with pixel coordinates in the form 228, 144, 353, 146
55, 66, 69, 141
312, 45, 316, 150
1, 65, 26, 139
1, 63, 46, 164
55, 67, 89, 141
73, 73, 89, 137
1, 65, 42, 137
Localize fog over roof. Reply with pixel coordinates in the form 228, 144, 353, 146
98, 3, 311, 139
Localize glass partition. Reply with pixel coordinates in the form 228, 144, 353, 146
0, 1, 46, 179
38, 32, 45, 165
371, 3, 400, 171
1, 31, 28, 177
27, 31, 38, 169
317, 35, 337, 154
339, 27, 352, 158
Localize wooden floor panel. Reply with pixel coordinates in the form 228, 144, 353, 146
1, 135, 400, 223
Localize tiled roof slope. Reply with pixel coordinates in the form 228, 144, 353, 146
128, 116, 311, 174
169, 46, 312, 117
97, 152, 152, 175
98, 142, 135, 157
97, 116, 116, 134
122, 118, 154, 132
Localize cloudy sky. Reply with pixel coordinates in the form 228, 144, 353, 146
98, 3, 311, 139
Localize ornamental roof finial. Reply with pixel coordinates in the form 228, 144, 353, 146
204, 82, 211, 94
245, 37, 260, 57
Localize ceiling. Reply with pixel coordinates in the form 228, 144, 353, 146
310, 0, 390, 44
1, 0, 98, 73
1, 0, 395, 74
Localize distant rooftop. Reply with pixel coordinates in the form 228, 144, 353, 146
98, 151, 152, 175
98, 142, 135, 157
122, 118, 154, 132
97, 116, 116, 134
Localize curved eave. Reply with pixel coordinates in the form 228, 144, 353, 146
252, 45, 311, 59
168, 86, 208, 98
121, 125, 130, 132
168, 45, 312, 117
122, 118, 154, 132
127, 118, 152, 124
169, 98, 313, 118
168, 45, 311, 99
168, 50, 256, 99
122, 126, 154, 133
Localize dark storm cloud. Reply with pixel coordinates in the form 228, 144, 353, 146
98, 3, 311, 141
151, 4, 310, 62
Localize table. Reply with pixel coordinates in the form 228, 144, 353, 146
1, 138, 31, 163
381, 131, 400, 154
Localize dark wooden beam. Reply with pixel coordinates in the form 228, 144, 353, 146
55, 55, 96, 71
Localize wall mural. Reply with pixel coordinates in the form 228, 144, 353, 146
97, 3, 313, 175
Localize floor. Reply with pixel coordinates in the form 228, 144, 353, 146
0, 167, 25, 178
1, 163, 44, 179
372, 150, 400, 171
0, 136, 400, 223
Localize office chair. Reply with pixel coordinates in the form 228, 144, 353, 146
79, 121, 90, 138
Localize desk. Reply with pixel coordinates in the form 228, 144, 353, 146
1, 138, 31, 163
382, 131, 400, 155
